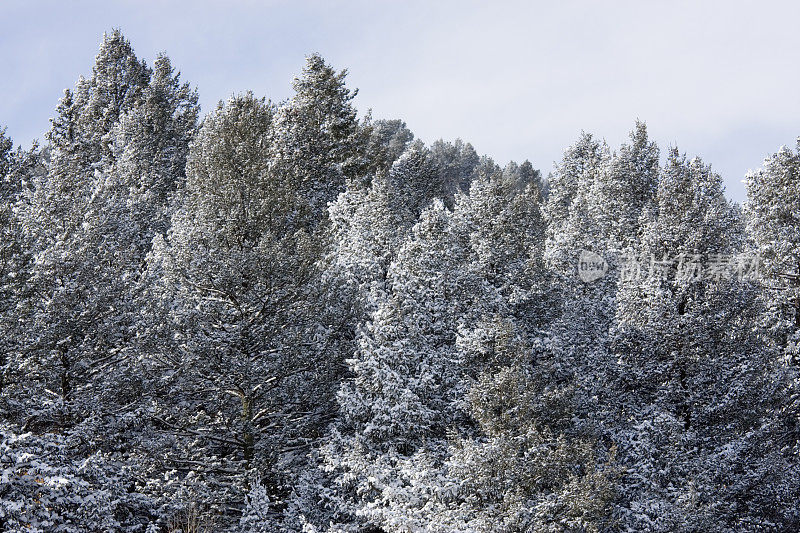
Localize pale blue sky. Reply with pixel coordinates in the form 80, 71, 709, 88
2, 0, 799, 203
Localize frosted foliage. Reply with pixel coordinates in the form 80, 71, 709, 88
1, 31, 798, 532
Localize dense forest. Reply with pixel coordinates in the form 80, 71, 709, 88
1, 31, 799, 532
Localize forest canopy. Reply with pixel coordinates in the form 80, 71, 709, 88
0, 30, 798, 533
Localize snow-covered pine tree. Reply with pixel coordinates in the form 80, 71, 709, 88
540, 125, 660, 472
428, 164, 616, 532
745, 139, 800, 358
443, 316, 617, 532
544, 123, 658, 280
144, 92, 282, 520
145, 90, 353, 528
323, 138, 477, 307
317, 160, 614, 532
0, 129, 20, 398
543, 131, 607, 275
590, 120, 659, 250
268, 54, 370, 231
365, 119, 415, 175
7, 32, 198, 529
459, 159, 546, 308
0, 130, 38, 400
15, 31, 154, 430
428, 138, 481, 208
107, 52, 199, 253
0, 424, 163, 532
611, 149, 799, 530
324, 161, 416, 316
320, 197, 481, 531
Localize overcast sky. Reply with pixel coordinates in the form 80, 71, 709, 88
2, 0, 799, 203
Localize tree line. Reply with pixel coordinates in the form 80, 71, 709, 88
0, 30, 798, 532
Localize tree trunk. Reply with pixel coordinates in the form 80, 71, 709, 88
242, 396, 254, 467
